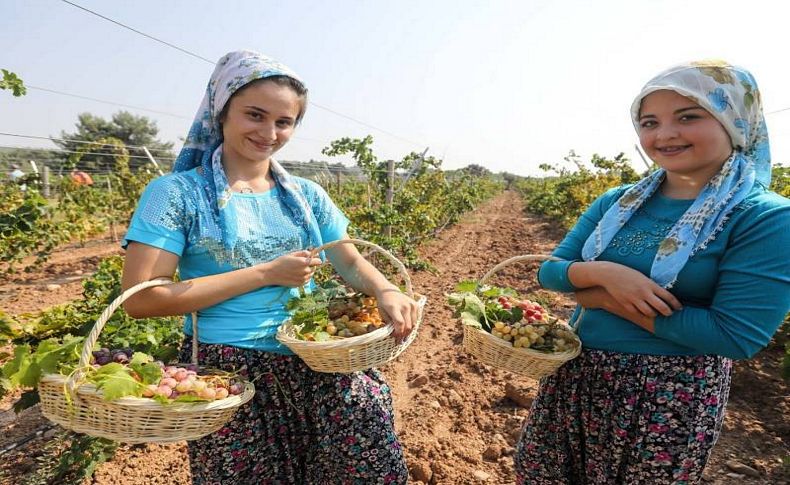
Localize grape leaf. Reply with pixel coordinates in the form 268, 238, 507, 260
460, 311, 483, 329
129, 352, 152, 366
481, 286, 518, 298
130, 362, 163, 386
37, 337, 82, 376
97, 373, 142, 400
2, 344, 31, 381
447, 293, 486, 319
313, 331, 331, 342
454, 280, 477, 292
89, 363, 143, 400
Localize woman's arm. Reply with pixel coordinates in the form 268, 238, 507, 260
122, 242, 321, 318
575, 286, 656, 332
537, 186, 681, 317
325, 237, 419, 341
538, 187, 627, 292
650, 202, 790, 359
577, 201, 790, 359
569, 262, 681, 317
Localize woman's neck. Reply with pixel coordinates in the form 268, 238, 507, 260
660, 160, 729, 199
660, 172, 708, 199
222, 153, 275, 193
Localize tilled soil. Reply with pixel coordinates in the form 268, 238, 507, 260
0, 192, 787, 484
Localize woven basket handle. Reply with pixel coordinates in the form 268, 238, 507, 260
478, 254, 562, 286
308, 238, 414, 299
477, 254, 584, 331
67, 278, 182, 393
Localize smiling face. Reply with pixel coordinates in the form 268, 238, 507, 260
638, 89, 733, 179
219, 79, 303, 165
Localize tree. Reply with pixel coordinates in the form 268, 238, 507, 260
56, 111, 175, 171
0, 70, 26, 97
461, 164, 491, 177
0, 147, 66, 171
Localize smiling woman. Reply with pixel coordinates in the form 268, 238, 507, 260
513, 60, 790, 484
218, 79, 304, 193
119, 50, 417, 484
637, 89, 734, 199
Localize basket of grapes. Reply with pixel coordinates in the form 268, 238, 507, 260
276, 239, 427, 373
447, 255, 581, 379
38, 279, 255, 444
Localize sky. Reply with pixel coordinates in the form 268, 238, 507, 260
1, 0, 789, 176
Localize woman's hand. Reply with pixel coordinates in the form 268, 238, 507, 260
323, 236, 421, 341
586, 262, 682, 317
574, 286, 611, 310
261, 250, 322, 287
575, 286, 657, 333
375, 285, 420, 342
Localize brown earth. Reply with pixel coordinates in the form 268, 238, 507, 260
0, 192, 787, 484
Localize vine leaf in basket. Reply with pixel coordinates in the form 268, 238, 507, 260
460, 312, 484, 330
88, 363, 144, 401
447, 292, 487, 329
2, 335, 84, 389
455, 280, 478, 293
480, 286, 518, 299
312, 331, 331, 342
286, 280, 357, 340
486, 303, 523, 325
128, 352, 163, 386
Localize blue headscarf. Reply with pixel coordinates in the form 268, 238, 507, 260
581, 60, 771, 288
172, 50, 323, 253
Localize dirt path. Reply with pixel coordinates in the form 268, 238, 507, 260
0, 237, 123, 314
0, 192, 787, 484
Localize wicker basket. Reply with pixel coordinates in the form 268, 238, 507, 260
277, 239, 427, 373
461, 254, 582, 379
38, 279, 255, 444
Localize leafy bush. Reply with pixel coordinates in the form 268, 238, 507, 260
1, 255, 183, 404
323, 136, 503, 268
516, 150, 642, 229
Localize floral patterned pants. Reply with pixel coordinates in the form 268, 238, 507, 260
180, 340, 407, 485
515, 349, 732, 485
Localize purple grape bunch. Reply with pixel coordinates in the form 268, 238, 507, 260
91, 347, 133, 366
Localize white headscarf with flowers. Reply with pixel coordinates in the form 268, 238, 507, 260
581, 60, 771, 288
172, 50, 323, 252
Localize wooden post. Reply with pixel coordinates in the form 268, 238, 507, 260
42, 166, 51, 198
106, 175, 118, 242
142, 146, 165, 176
335, 171, 341, 195
399, 147, 428, 190
384, 160, 394, 239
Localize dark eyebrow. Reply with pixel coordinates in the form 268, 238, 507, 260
639, 106, 704, 121
244, 105, 295, 121
674, 106, 705, 115
245, 105, 269, 114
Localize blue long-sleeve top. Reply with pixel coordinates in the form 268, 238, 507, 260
538, 183, 790, 359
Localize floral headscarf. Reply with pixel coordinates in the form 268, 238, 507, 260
172, 50, 323, 252
581, 60, 771, 288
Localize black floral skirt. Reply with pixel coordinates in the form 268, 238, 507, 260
515, 348, 732, 484
179, 339, 407, 485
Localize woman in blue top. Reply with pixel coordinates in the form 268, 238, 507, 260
121, 50, 418, 484
514, 61, 790, 484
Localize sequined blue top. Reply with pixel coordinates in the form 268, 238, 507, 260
538, 184, 790, 359
123, 168, 349, 353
